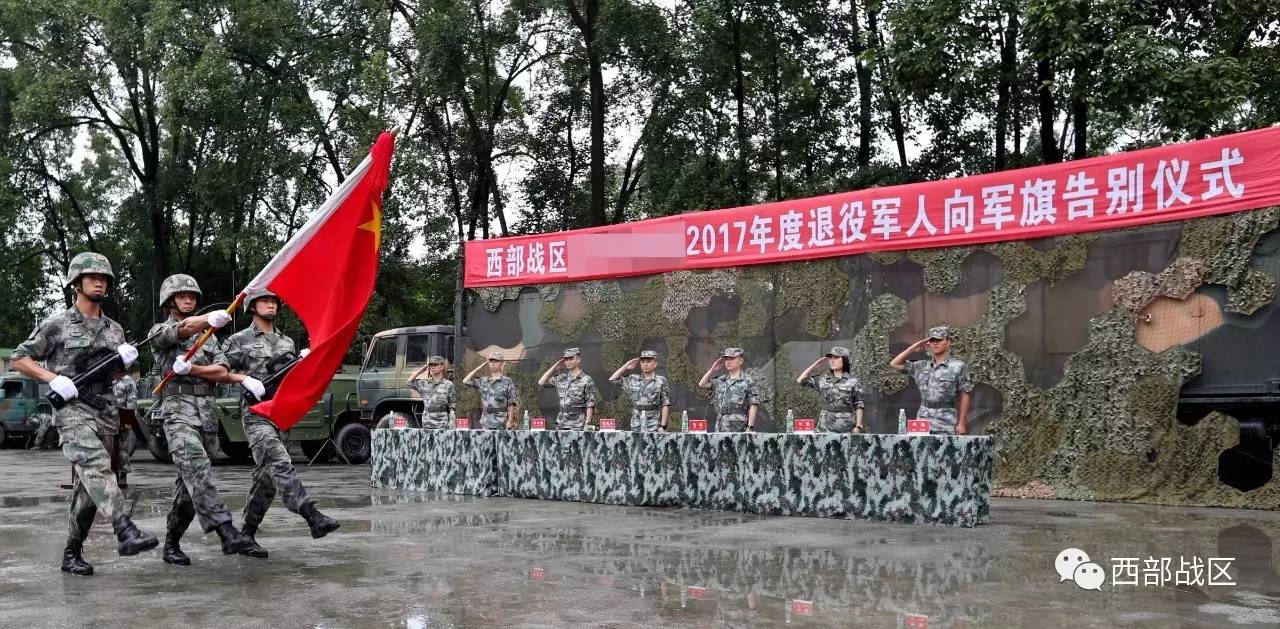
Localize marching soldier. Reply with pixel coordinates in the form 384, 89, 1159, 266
112, 370, 140, 486
796, 347, 866, 433
462, 352, 519, 429
220, 288, 340, 559
406, 355, 455, 429
149, 273, 254, 564
890, 325, 974, 434
11, 252, 158, 575
608, 350, 671, 432
537, 348, 597, 430
697, 347, 761, 432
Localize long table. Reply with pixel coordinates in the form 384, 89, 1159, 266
370, 430, 993, 527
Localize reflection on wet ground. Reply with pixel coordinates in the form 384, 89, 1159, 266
1, 448, 1278, 627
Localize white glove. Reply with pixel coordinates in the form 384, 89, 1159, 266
299, 348, 311, 358
49, 375, 78, 400
207, 310, 232, 329
241, 376, 266, 399
172, 357, 192, 375
117, 343, 138, 368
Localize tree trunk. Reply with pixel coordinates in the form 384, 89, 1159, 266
727, 3, 751, 205
850, 0, 873, 167
995, 7, 1018, 170
1035, 56, 1060, 163
869, 5, 907, 168
565, 0, 606, 226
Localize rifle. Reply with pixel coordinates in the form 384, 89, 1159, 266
46, 330, 159, 411
243, 353, 302, 404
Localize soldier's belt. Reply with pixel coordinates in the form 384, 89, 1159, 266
482, 407, 508, 414
164, 383, 214, 396
424, 405, 450, 413
823, 407, 854, 413
77, 381, 109, 395
920, 402, 957, 410
633, 404, 664, 411
719, 406, 749, 414
560, 406, 587, 413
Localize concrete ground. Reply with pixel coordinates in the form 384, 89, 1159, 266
1, 448, 1278, 629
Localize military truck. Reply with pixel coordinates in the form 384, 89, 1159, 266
0, 372, 51, 447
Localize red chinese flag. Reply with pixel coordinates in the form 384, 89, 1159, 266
245, 132, 395, 429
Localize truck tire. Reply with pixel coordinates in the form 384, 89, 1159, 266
219, 435, 254, 464
301, 440, 329, 462
0, 423, 7, 448
336, 423, 371, 464
147, 429, 173, 464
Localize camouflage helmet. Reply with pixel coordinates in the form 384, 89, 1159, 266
158, 274, 202, 308
65, 252, 114, 287
242, 287, 279, 313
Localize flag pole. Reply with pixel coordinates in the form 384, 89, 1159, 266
151, 292, 247, 396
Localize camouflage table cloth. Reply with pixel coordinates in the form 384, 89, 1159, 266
372, 430, 992, 527
370, 429, 499, 496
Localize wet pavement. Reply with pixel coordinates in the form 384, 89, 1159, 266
1, 448, 1278, 628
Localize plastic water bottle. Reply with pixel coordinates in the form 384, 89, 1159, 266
522, 409, 530, 430
786, 409, 795, 433
898, 408, 907, 434
681, 410, 689, 432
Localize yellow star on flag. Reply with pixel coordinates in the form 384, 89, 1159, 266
358, 201, 382, 250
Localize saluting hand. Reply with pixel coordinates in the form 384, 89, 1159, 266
624, 358, 640, 370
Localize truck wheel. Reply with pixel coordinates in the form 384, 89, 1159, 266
147, 430, 173, 464
0, 423, 7, 448
301, 440, 329, 462
336, 423, 371, 464
220, 436, 254, 464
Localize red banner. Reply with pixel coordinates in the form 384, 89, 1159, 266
465, 127, 1280, 288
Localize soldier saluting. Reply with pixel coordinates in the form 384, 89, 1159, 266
406, 355, 456, 429
890, 325, 974, 435
149, 274, 254, 564
796, 347, 865, 433
609, 350, 671, 432
220, 288, 339, 559
462, 352, 519, 430
538, 348, 597, 431
11, 252, 158, 575
698, 347, 761, 432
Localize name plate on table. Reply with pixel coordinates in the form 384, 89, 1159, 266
392, 416, 409, 429
599, 418, 617, 431
685, 585, 709, 600
907, 419, 931, 435
793, 418, 816, 433
531, 417, 546, 431
905, 613, 929, 628
455, 417, 472, 430
529, 567, 546, 580
687, 419, 708, 433
790, 599, 814, 616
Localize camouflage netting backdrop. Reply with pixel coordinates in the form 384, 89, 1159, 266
459, 208, 1280, 510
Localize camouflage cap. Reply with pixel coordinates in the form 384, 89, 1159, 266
487, 351, 505, 361
242, 287, 278, 312
825, 346, 851, 358
639, 350, 658, 359
65, 252, 114, 287
159, 274, 202, 307
722, 347, 744, 358
563, 347, 581, 358
427, 355, 446, 365
928, 325, 952, 340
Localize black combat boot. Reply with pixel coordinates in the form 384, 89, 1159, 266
214, 522, 254, 555
238, 522, 268, 559
60, 539, 94, 576
162, 528, 191, 566
112, 516, 159, 556
299, 503, 340, 539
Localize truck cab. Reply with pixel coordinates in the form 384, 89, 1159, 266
0, 373, 50, 447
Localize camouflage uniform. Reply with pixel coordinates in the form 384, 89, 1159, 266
545, 349, 597, 431
149, 310, 235, 534
901, 326, 974, 434
112, 375, 138, 475
409, 359, 455, 429
465, 353, 518, 430
222, 323, 316, 532
801, 346, 864, 433
14, 306, 128, 539
703, 349, 760, 433
29, 411, 56, 449
616, 351, 669, 432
